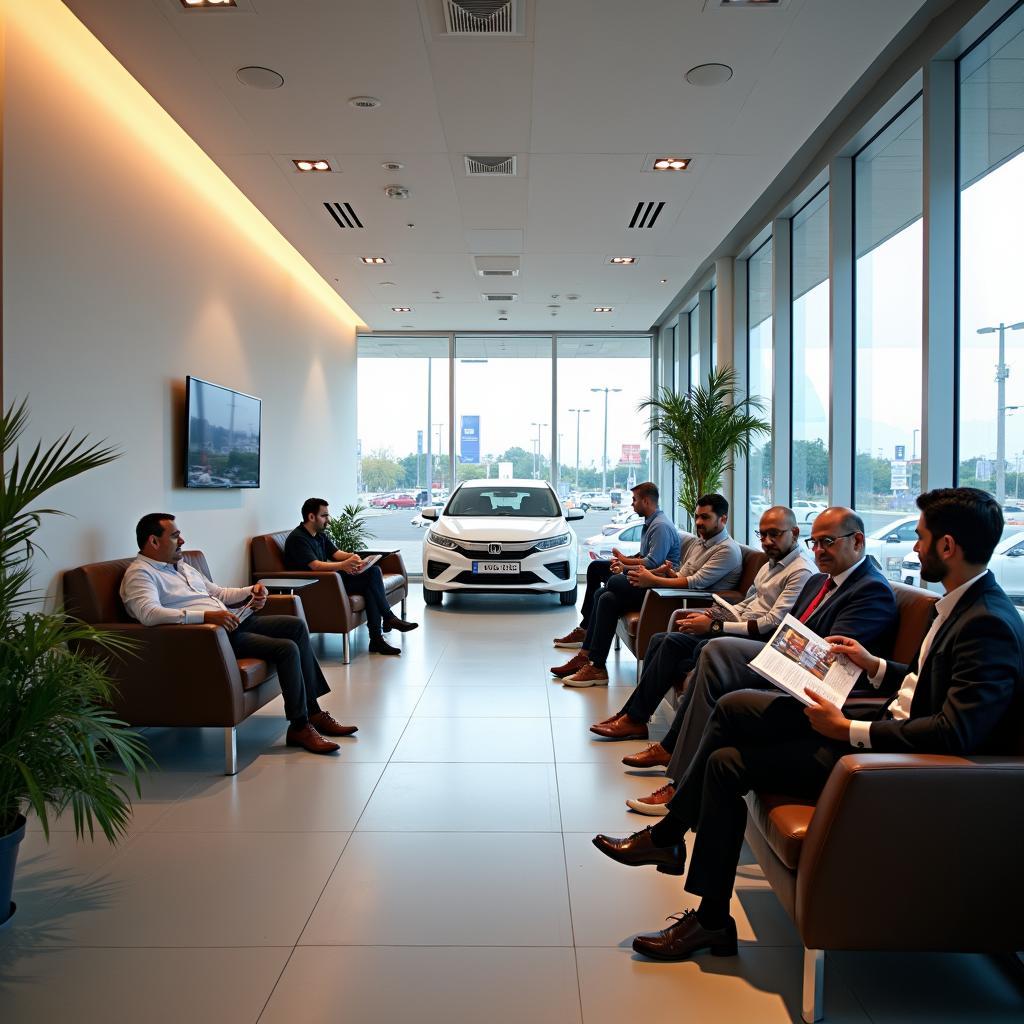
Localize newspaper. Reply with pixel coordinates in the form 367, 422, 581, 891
750, 614, 861, 707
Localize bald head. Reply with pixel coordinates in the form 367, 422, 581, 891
809, 506, 866, 576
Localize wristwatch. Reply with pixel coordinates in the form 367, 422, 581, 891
709, 619, 724, 636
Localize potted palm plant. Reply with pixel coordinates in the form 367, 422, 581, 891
325, 501, 375, 553
641, 366, 771, 526
0, 399, 150, 927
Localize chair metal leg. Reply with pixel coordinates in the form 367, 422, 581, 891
614, 634, 621, 652
401, 598, 407, 618
343, 632, 351, 665
224, 727, 238, 776
636, 658, 643, 682
802, 947, 824, 1023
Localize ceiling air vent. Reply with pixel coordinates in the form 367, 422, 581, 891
482, 292, 518, 302
628, 201, 666, 229
442, 0, 521, 35
474, 255, 520, 277
323, 202, 363, 229
465, 154, 517, 176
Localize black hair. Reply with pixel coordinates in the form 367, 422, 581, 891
696, 493, 729, 518
136, 512, 174, 551
301, 497, 329, 521
917, 487, 1003, 565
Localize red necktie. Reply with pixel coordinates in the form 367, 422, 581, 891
799, 577, 835, 623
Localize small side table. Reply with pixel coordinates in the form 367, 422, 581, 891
257, 578, 321, 596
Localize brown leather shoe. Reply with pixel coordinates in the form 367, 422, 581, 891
384, 616, 419, 633
626, 783, 675, 816
594, 712, 623, 728
286, 723, 340, 754
310, 711, 358, 737
564, 663, 609, 687
632, 909, 737, 961
592, 826, 686, 875
622, 742, 671, 768
551, 651, 588, 678
553, 626, 587, 648
589, 715, 648, 739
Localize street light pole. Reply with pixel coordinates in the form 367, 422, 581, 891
978, 321, 1024, 505
567, 407, 590, 490
531, 421, 548, 479
433, 421, 445, 491
591, 387, 622, 493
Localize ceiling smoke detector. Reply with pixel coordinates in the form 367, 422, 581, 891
384, 185, 410, 200
381, 161, 404, 171
685, 63, 733, 87
349, 95, 382, 109
236, 66, 284, 89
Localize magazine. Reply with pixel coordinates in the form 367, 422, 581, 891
710, 592, 741, 622
750, 614, 861, 707
235, 596, 256, 624
355, 553, 383, 573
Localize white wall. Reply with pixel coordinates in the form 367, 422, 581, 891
2, 4, 362, 601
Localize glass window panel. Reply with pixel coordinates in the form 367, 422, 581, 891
748, 238, 773, 539
791, 187, 831, 508
556, 336, 652, 564
689, 304, 700, 390
958, 7, 1024, 510
853, 98, 923, 534
710, 285, 717, 369
454, 335, 553, 487
356, 335, 450, 570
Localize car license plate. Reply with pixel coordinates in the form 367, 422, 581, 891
472, 561, 520, 574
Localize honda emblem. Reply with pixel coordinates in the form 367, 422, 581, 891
488, 543, 502, 555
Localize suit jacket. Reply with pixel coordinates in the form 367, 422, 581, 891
858, 571, 1024, 755
792, 557, 897, 661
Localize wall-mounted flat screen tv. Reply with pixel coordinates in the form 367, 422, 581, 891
184, 376, 261, 488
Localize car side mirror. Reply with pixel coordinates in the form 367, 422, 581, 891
565, 508, 584, 521
421, 507, 438, 520
886, 534, 900, 543
1007, 548, 1024, 558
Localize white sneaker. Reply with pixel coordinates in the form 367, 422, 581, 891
626, 783, 675, 816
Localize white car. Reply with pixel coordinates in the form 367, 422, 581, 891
791, 499, 827, 524
864, 515, 921, 582
901, 531, 1024, 602
580, 521, 645, 562
420, 479, 584, 606
576, 491, 614, 512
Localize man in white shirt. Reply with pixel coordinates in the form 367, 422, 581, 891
592, 487, 1024, 963
120, 513, 357, 755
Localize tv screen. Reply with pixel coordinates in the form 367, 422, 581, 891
184, 376, 261, 488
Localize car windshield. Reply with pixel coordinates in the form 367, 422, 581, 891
446, 486, 561, 518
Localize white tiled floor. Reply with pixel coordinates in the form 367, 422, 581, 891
1, 586, 1021, 1022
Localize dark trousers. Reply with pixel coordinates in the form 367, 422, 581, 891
585, 572, 647, 668
580, 559, 614, 627
665, 637, 772, 781
667, 690, 842, 905
339, 565, 391, 638
617, 630, 707, 723
229, 614, 330, 725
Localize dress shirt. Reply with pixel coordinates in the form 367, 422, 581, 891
677, 528, 742, 592
848, 570, 988, 749
639, 509, 682, 570
803, 555, 866, 618
120, 554, 254, 626
722, 547, 815, 636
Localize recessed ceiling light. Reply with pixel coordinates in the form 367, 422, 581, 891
660, 278, 669, 284
360, 256, 389, 265
653, 157, 691, 171
349, 96, 382, 109
381, 161, 404, 171
609, 256, 637, 265
685, 63, 734, 87
594, 306, 614, 313
181, 0, 236, 7
384, 185, 410, 200
292, 159, 332, 172
379, 281, 396, 287
392, 307, 412, 313
236, 66, 284, 89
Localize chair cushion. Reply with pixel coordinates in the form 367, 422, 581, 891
382, 572, 405, 595
621, 610, 641, 640
237, 658, 270, 691
250, 532, 290, 574
747, 792, 816, 870
891, 581, 939, 665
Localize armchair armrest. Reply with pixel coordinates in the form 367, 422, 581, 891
255, 593, 306, 623
83, 622, 248, 727
359, 550, 409, 582
794, 753, 1024, 950
249, 568, 352, 631
632, 589, 713, 660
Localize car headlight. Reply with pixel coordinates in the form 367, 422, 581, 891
427, 530, 458, 550
536, 532, 572, 551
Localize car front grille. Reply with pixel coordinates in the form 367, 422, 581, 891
453, 570, 542, 586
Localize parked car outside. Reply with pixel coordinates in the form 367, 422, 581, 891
902, 530, 1024, 604
791, 499, 827, 524
864, 514, 921, 582
369, 492, 417, 509
420, 479, 583, 606
410, 499, 445, 528
580, 521, 644, 561
607, 508, 642, 531
576, 492, 614, 512
901, 549, 922, 589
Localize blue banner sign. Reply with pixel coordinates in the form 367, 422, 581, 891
459, 415, 480, 464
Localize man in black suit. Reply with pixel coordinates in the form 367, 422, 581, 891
624, 507, 896, 814
593, 488, 1024, 962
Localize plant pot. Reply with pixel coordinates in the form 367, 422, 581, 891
0, 815, 27, 929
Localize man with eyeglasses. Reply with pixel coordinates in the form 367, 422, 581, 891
623, 506, 897, 813
589, 506, 814, 749
592, 488, 1024, 965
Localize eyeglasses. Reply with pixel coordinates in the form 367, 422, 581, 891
755, 528, 793, 540
805, 532, 856, 550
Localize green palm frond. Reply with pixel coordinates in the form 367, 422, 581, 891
640, 366, 770, 520
1, 398, 149, 841
326, 502, 376, 553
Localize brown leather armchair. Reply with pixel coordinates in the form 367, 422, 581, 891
249, 531, 409, 664
737, 581, 1024, 1023
615, 540, 769, 677
63, 551, 304, 775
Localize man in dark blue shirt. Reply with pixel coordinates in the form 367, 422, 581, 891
284, 497, 417, 656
